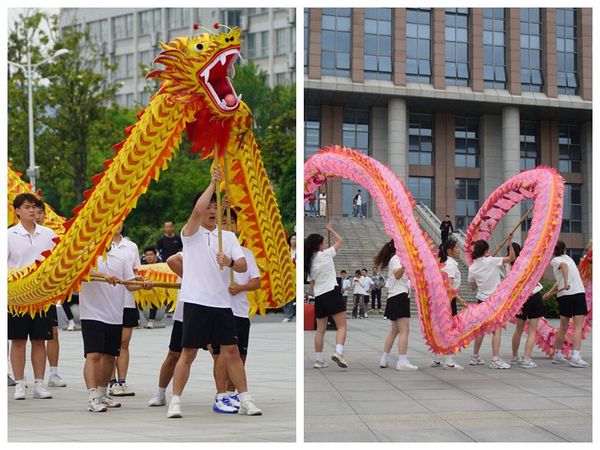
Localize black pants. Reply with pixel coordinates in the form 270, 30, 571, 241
62, 294, 78, 321
441, 231, 449, 244
371, 288, 382, 310
352, 294, 364, 318
149, 306, 158, 320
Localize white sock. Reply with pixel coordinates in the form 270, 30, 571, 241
216, 392, 227, 400
382, 352, 389, 361
88, 388, 97, 401
68, 319, 75, 325
492, 356, 500, 361
444, 355, 454, 365
15, 379, 24, 385
34, 378, 43, 385
49, 367, 58, 376
398, 354, 407, 364
238, 391, 249, 401
335, 344, 344, 354
315, 352, 323, 362
572, 350, 581, 359
97, 386, 107, 398
157, 387, 166, 397
226, 391, 236, 397
171, 395, 181, 403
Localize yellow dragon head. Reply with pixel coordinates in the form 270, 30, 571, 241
148, 26, 243, 116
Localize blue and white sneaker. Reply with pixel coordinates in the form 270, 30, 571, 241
228, 393, 241, 409
213, 395, 238, 414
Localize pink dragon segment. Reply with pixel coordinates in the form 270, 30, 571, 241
304, 146, 571, 355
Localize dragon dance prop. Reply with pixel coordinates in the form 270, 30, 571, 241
8, 27, 295, 317
304, 146, 583, 355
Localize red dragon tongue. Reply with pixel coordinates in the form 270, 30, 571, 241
186, 110, 233, 159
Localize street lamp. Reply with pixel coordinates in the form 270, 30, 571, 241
8, 47, 69, 192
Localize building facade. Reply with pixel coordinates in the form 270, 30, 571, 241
305, 8, 592, 259
59, 7, 296, 108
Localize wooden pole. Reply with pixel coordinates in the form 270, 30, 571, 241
324, 178, 331, 246
492, 204, 535, 256
89, 276, 181, 289
216, 164, 223, 270
223, 153, 235, 284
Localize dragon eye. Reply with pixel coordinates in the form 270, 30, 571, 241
195, 43, 204, 51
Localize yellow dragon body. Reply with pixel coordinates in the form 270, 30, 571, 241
8, 27, 295, 317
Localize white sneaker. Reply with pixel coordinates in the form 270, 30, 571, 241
112, 383, 135, 396
282, 318, 290, 323
228, 393, 241, 409
48, 374, 67, 387
520, 359, 538, 369
331, 352, 349, 368
553, 354, 568, 364
14, 382, 26, 400
364, 313, 368, 318
469, 355, 485, 365
313, 360, 328, 369
101, 395, 122, 408
145, 321, 154, 329
109, 384, 122, 396
442, 362, 464, 370
67, 320, 76, 331
379, 356, 389, 368
396, 360, 418, 370
33, 382, 53, 399
489, 358, 511, 369
510, 356, 524, 365
238, 395, 262, 416
430, 357, 441, 367
568, 356, 589, 368
213, 396, 238, 414
148, 394, 166, 407
167, 398, 182, 418
88, 397, 108, 413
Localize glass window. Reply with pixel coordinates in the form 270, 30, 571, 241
445, 9, 470, 86
304, 10, 309, 73
115, 53, 134, 79
167, 9, 185, 30
276, 28, 287, 55
455, 117, 479, 167
321, 9, 351, 77
113, 14, 133, 40
139, 9, 161, 36
364, 8, 393, 80
408, 114, 433, 166
455, 178, 479, 231
260, 31, 269, 57
304, 107, 320, 161
406, 8, 431, 83
558, 124, 581, 173
246, 33, 256, 58
520, 8, 544, 92
408, 177, 434, 210
562, 184, 582, 233
87, 19, 108, 44
557, 8, 578, 94
520, 121, 538, 171
483, 9, 506, 89
342, 109, 370, 216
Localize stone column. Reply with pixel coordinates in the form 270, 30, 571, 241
502, 106, 521, 243
577, 8, 592, 101
431, 9, 446, 90
470, 9, 484, 92
393, 8, 406, 86
581, 121, 592, 243
351, 9, 365, 83
542, 9, 557, 98
371, 107, 389, 219
308, 9, 322, 79
506, 8, 521, 96
481, 114, 504, 244
388, 98, 408, 182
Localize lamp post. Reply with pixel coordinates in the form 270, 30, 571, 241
8, 47, 69, 192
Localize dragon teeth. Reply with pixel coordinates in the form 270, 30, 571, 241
220, 54, 227, 66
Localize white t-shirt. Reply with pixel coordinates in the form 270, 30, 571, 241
7, 222, 57, 269
550, 254, 585, 297
352, 276, 365, 295
198, 226, 245, 291
356, 194, 362, 206
443, 256, 461, 292
173, 277, 184, 322
341, 278, 351, 296
111, 237, 141, 308
387, 255, 410, 296
231, 247, 261, 318
79, 249, 135, 325
180, 228, 242, 308
363, 276, 374, 293
307, 247, 337, 297
468, 256, 504, 301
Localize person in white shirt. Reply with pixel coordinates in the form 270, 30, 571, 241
431, 239, 468, 370
351, 270, 365, 319
362, 269, 374, 318
370, 266, 386, 315
375, 240, 418, 370
506, 243, 545, 369
340, 270, 351, 311
33, 198, 66, 388
148, 252, 184, 407
542, 240, 589, 368
168, 168, 261, 419
79, 240, 152, 413
305, 222, 348, 369
108, 223, 141, 397
467, 237, 515, 369
8, 193, 57, 400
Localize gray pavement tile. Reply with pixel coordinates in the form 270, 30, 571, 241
531, 424, 592, 442
549, 395, 593, 412
348, 398, 429, 414
486, 396, 574, 411
376, 429, 474, 442
305, 430, 379, 442
415, 397, 500, 413
404, 388, 481, 401
461, 425, 569, 442
305, 414, 370, 433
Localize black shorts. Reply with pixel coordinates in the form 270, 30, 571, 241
168, 320, 183, 353
384, 293, 410, 320
181, 303, 238, 349
81, 319, 122, 357
557, 292, 588, 318
451, 298, 458, 316
47, 305, 59, 327
213, 316, 250, 356
122, 307, 140, 328
363, 294, 370, 304
516, 292, 545, 320
314, 285, 346, 319
8, 311, 53, 341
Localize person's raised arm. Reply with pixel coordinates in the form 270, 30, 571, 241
501, 235, 516, 264
326, 221, 343, 252
166, 253, 183, 278
182, 168, 222, 237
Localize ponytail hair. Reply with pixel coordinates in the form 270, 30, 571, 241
304, 233, 324, 275
506, 242, 521, 266
471, 240, 489, 260
438, 238, 458, 263
553, 240, 567, 257
374, 239, 396, 269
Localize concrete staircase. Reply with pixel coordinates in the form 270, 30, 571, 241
305, 213, 476, 316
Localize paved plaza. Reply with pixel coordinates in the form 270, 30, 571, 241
305, 315, 592, 442
8, 315, 296, 442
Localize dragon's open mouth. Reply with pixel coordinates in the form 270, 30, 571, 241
200, 48, 241, 112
